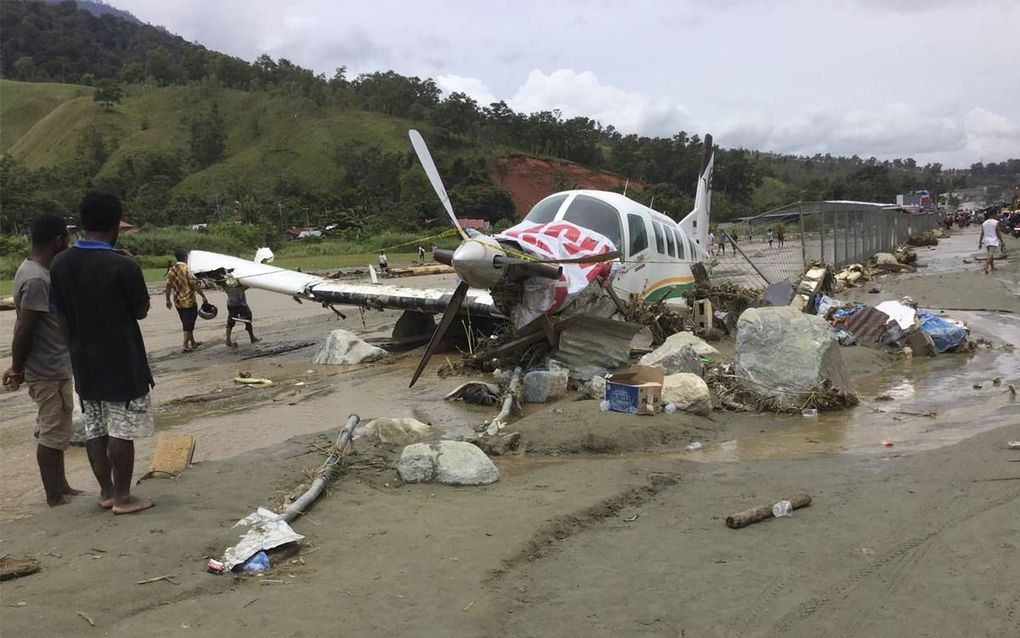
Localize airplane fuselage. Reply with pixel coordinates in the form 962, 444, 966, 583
513, 189, 707, 306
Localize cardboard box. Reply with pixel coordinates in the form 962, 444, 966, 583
605, 365, 664, 415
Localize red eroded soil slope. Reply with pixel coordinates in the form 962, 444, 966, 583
492, 154, 640, 218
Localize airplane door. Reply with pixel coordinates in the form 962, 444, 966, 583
616, 212, 651, 297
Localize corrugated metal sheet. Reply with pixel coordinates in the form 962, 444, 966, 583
834, 307, 893, 344
554, 316, 641, 375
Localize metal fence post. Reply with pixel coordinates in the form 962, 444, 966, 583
799, 206, 807, 267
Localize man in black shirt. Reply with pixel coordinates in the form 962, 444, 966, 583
50, 192, 155, 515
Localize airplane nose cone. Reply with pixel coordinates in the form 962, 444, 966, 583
452, 239, 504, 289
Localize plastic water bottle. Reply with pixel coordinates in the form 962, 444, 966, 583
802, 408, 818, 418
599, 400, 611, 412
685, 441, 703, 452
663, 402, 677, 414
772, 500, 793, 518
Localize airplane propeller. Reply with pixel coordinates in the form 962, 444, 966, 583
406, 129, 618, 387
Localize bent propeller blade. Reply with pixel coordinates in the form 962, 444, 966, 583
409, 280, 471, 388
409, 129, 468, 240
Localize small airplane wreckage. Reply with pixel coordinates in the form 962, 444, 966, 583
190, 130, 715, 386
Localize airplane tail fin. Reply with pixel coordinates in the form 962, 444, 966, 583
679, 134, 713, 261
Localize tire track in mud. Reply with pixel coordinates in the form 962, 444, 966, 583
769, 486, 1020, 636
485, 472, 681, 587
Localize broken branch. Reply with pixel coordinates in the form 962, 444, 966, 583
726, 494, 812, 529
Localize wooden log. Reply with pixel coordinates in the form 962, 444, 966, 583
725, 493, 812, 529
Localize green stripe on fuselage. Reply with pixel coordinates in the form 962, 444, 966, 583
642, 281, 694, 303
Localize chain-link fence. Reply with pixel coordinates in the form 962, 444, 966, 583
712, 201, 941, 289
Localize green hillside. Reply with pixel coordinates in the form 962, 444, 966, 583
2, 79, 417, 191
0, 80, 93, 152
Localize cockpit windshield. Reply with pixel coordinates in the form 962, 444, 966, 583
562, 195, 623, 249
523, 194, 568, 224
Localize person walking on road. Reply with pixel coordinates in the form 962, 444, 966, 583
224, 281, 260, 348
777, 226, 785, 248
378, 251, 388, 274
165, 249, 208, 352
979, 210, 1006, 274
3, 214, 83, 507
766, 229, 775, 248
50, 191, 155, 515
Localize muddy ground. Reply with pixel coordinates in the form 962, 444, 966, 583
1, 230, 1018, 637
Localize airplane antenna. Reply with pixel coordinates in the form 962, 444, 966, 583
649, 195, 655, 210
623, 179, 629, 197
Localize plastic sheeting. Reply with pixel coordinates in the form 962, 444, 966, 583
917, 311, 968, 352
875, 300, 917, 329
222, 507, 305, 571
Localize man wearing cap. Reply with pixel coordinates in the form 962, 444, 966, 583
165, 248, 208, 352
4, 214, 83, 507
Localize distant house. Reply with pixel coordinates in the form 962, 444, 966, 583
895, 191, 932, 208
457, 218, 491, 231
286, 227, 322, 240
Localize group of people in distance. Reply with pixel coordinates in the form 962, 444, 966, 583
4, 191, 259, 513
709, 226, 785, 255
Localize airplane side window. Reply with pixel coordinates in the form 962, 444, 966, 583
652, 222, 665, 254
627, 214, 648, 256
675, 230, 686, 260
665, 226, 676, 257
524, 194, 569, 224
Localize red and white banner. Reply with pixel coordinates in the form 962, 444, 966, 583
496, 221, 617, 327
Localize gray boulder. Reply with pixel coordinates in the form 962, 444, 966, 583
661, 373, 712, 415
397, 441, 499, 485
735, 307, 853, 409
313, 329, 387, 365
581, 375, 607, 400
651, 332, 721, 359
522, 369, 569, 403
874, 252, 898, 265
640, 342, 703, 376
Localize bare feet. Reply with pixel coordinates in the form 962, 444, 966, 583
47, 495, 72, 507
250, 337, 261, 344
62, 486, 85, 497
112, 495, 154, 515
97, 497, 116, 509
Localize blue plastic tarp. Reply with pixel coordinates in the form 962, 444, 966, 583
917, 310, 968, 352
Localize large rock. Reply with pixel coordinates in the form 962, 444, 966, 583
397, 441, 499, 485
358, 417, 432, 445
874, 252, 898, 266
313, 329, 387, 365
735, 307, 852, 409
661, 373, 712, 416
522, 369, 569, 403
640, 342, 703, 376
651, 332, 721, 359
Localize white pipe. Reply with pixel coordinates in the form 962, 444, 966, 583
280, 414, 360, 523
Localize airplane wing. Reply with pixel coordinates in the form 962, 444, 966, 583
188, 250, 501, 318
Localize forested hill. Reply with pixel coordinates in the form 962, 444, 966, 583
1, 0, 1017, 235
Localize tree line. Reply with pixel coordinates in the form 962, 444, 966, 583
2, 0, 1017, 235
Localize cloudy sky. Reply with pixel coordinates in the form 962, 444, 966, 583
115, 0, 1018, 167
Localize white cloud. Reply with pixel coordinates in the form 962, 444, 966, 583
435, 75, 498, 106
964, 107, 1020, 162
439, 68, 1017, 166
509, 69, 695, 136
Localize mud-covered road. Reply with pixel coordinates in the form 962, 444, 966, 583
1, 230, 1018, 637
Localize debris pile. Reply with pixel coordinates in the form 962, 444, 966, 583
905, 230, 940, 247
